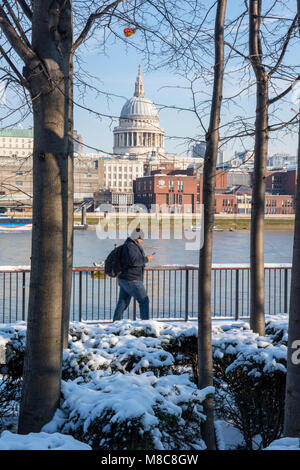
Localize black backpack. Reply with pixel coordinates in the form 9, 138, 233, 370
104, 244, 124, 278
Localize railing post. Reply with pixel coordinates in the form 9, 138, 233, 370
22, 272, 26, 321
133, 298, 137, 321
235, 269, 239, 321
185, 270, 189, 321
79, 271, 82, 322
284, 268, 288, 314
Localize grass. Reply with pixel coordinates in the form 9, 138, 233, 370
214, 218, 294, 231
74, 215, 294, 231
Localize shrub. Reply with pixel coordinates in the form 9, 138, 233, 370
3, 330, 26, 380
213, 328, 287, 449
164, 323, 287, 450
0, 376, 21, 429
44, 373, 211, 450
162, 327, 199, 383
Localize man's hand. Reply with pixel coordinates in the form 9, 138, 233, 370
146, 255, 153, 262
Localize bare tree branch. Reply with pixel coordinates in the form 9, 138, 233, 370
269, 74, 300, 105
72, 0, 124, 54
16, 0, 33, 22
269, 14, 297, 76
3, 0, 31, 49
0, 5, 34, 65
0, 44, 27, 86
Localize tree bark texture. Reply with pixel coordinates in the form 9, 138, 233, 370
284, 115, 300, 437
198, 0, 227, 451
18, 0, 73, 433
62, 57, 74, 349
249, 0, 268, 336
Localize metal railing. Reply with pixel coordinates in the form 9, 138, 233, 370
0, 264, 292, 323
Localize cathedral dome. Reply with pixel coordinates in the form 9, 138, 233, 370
120, 96, 158, 119
113, 65, 165, 157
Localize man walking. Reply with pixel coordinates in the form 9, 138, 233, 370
113, 228, 153, 321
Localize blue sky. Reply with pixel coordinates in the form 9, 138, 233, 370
72, 0, 299, 161
1, 0, 298, 161
74, 53, 299, 161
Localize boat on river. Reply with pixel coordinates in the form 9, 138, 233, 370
0, 216, 88, 231
188, 225, 224, 232
0, 216, 32, 231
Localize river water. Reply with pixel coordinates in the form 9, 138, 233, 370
0, 228, 294, 267
0, 228, 294, 322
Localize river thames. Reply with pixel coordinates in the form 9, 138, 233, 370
0, 228, 294, 266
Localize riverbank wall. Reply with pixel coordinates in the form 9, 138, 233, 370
73, 213, 295, 231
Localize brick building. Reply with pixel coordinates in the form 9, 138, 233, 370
265, 168, 297, 197
264, 195, 295, 214
196, 170, 228, 204
133, 174, 197, 212
214, 192, 295, 215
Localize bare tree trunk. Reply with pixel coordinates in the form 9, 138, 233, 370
198, 0, 227, 451
249, 0, 268, 336
18, 0, 73, 433
62, 55, 74, 349
284, 113, 300, 437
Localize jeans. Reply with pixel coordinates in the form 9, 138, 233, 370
113, 278, 150, 321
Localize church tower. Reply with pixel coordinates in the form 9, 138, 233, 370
113, 66, 165, 160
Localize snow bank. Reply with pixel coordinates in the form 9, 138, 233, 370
0, 430, 91, 450
264, 437, 300, 450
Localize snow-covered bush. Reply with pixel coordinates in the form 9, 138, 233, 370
265, 316, 288, 346
44, 372, 211, 450
0, 325, 25, 430
213, 327, 287, 449
63, 322, 175, 382
0, 326, 26, 380
162, 328, 198, 383
162, 320, 288, 450
0, 376, 21, 428
0, 317, 290, 450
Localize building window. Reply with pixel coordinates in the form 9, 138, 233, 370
16, 171, 23, 176
16, 181, 23, 186
168, 193, 175, 204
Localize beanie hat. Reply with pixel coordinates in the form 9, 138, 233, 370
130, 227, 145, 240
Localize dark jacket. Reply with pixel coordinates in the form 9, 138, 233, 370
118, 237, 148, 281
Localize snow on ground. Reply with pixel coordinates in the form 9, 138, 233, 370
0, 314, 290, 450
0, 430, 91, 450
215, 421, 245, 450
264, 437, 300, 450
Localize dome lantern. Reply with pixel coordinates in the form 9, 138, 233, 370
134, 65, 145, 98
